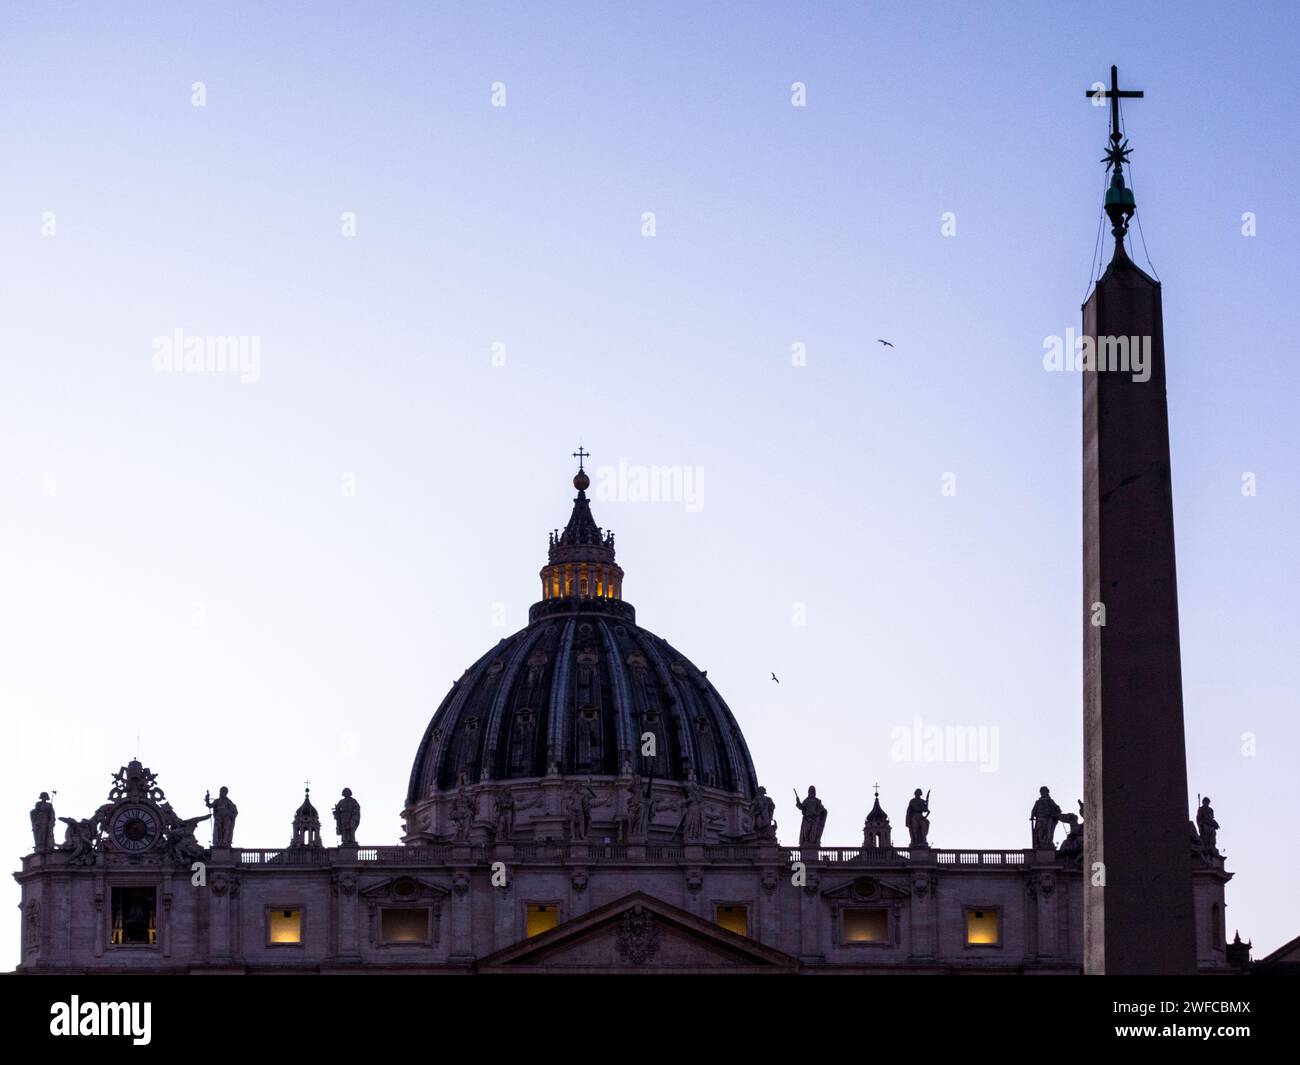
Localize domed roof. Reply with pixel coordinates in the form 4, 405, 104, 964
406, 454, 759, 804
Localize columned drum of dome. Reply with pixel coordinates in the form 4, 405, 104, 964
403, 459, 760, 846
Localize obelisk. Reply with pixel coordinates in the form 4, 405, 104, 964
1081, 67, 1196, 974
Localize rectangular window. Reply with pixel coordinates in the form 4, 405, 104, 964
965, 907, 1000, 946
715, 905, 748, 937
526, 903, 558, 937
381, 908, 429, 944
843, 907, 890, 944
268, 908, 302, 945
110, 887, 157, 946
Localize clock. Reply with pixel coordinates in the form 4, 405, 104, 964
109, 804, 162, 853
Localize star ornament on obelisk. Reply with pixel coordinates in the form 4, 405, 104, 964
1080, 66, 1197, 975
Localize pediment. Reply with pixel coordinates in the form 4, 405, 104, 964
359, 875, 450, 902
821, 874, 910, 902
478, 891, 799, 973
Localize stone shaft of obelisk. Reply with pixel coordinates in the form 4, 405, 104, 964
1082, 258, 1197, 975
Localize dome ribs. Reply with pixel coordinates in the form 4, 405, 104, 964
595, 618, 636, 772
480, 623, 551, 781
545, 618, 577, 774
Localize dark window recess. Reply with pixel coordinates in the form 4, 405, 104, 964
110, 887, 157, 945
381, 908, 429, 943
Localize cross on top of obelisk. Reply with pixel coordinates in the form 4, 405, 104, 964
1085, 65, 1145, 242
1086, 64, 1143, 146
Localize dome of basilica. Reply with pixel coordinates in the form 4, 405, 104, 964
406, 460, 759, 805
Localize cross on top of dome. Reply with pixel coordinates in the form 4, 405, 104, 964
571, 446, 591, 492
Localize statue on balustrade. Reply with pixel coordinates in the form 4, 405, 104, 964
1057, 799, 1085, 860
1196, 796, 1220, 856
30, 792, 56, 854
906, 788, 931, 846
204, 786, 238, 847
794, 786, 827, 848
748, 786, 777, 841
333, 787, 361, 845
1030, 786, 1061, 849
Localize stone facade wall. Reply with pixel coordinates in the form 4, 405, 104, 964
13, 844, 1233, 974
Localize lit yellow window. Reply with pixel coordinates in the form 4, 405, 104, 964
843, 908, 890, 943
966, 908, 999, 945
268, 908, 302, 944
715, 905, 748, 937
526, 903, 558, 937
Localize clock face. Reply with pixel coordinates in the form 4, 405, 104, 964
110, 805, 161, 852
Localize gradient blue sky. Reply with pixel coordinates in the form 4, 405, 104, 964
2, 2, 1297, 966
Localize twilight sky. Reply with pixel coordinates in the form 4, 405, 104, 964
1, 1, 1297, 965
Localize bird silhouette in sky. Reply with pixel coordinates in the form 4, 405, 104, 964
771, 672, 780, 684
877, 339, 894, 348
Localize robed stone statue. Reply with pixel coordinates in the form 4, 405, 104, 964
494, 790, 516, 840
905, 788, 930, 846
1030, 786, 1061, 850
449, 787, 474, 841
682, 779, 706, 842
566, 781, 597, 841
794, 786, 827, 848
748, 786, 777, 840
205, 786, 238, 847
333, 787, 361, 845
1196, 796, 1220, 854
30, 792, 56, 853
624, 776, 658, 842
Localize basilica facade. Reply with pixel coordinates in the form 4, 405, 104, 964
14, 465, 1239, 974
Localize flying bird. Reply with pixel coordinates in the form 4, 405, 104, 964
771, 672, 780, 684
876, 339, 894, 348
